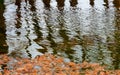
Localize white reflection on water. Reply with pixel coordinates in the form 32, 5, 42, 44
77, 0, 91, 9
4, 3, 18, 53
50, 0, 57, 9
94, 0, 104, 9
4, 0, 43, 58
3, 0, 118, 68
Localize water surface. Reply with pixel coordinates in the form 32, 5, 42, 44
1, 0, 120, 69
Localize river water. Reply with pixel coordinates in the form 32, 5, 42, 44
0, 0, 120, 69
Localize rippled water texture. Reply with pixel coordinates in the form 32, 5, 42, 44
1, 0, 120, 69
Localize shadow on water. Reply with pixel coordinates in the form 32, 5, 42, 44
2, 0, 120, 69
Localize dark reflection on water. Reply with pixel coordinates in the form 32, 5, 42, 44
0, 0, 8, 54
90, 0, 94, 7
112, 0, 120, 69
113, 0, 120, 9
56, 0, 65, 10
42, 0, 51, 9
70, 0, 78, 7
2, 0, 120, 69
103, 0, 109, 8
112, 10, 120, 69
